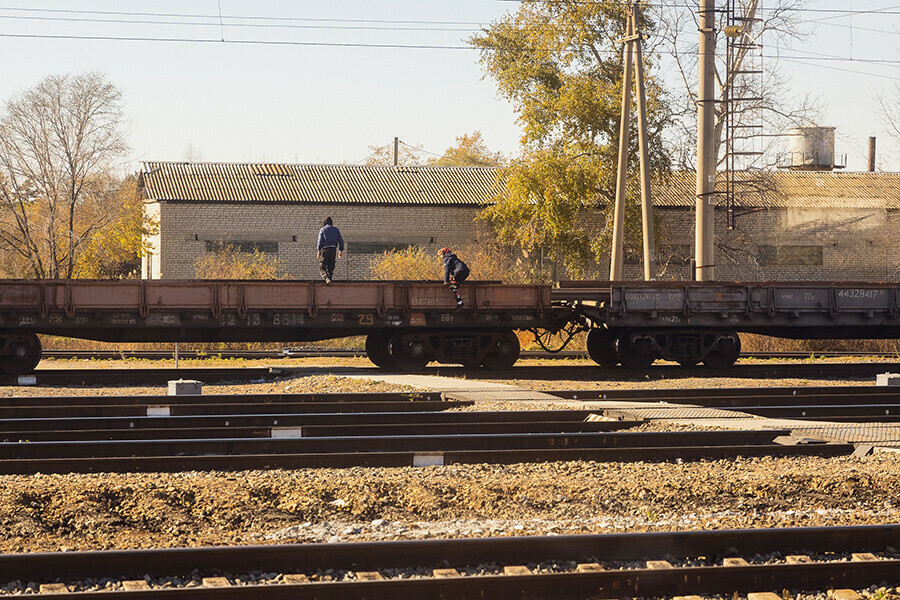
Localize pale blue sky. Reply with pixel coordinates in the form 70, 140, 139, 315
0, 1, 897, 171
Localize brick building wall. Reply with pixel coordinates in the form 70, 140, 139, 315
144, 201, 900, 282
147, 202, 482, 280
617, 206, 900, 282
140, 164, 900, 283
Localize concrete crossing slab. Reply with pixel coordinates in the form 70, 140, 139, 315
311, 367, 900, 448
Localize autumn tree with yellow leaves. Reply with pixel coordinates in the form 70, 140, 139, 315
0, 72, 133, 279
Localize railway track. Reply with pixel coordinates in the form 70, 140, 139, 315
0, 390, 853, 474
5, 525, 898, 598
7, 359, 900, 387
39, 348, 900, 361
551, 384, 900, 422
0, 367, 283, 386
434, 361, 900, 381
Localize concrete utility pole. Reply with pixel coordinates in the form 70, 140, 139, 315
633, 9, 655, 281
695, 0, 717, 281
393, 137, 399, 166
610, 4, 655, 281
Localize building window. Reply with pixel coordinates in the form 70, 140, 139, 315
350, 242, 412, 254
205, 241, 279, 254
758, 245, 823, 266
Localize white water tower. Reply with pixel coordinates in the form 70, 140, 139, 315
787, 126, 839, 171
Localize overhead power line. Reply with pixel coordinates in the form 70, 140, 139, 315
493, 0, 900, 17
0, 30, 897, 71
0, 6, 485, 26
0, 13, 481, 32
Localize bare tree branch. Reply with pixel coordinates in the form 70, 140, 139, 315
0, 72, 127, 278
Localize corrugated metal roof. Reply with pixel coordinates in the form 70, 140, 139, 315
653, 171, 900, 209
141, 162, 502, 206
141, 162, 900, 209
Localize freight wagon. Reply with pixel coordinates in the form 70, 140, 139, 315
0, 280, 555, 375
1, 279, 900, 375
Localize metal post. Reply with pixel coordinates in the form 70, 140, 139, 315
868, 137, 876, 172
695, 0, 717, 281
633, 8, 656, 281
174, 342, 179, 369
393, 137, 399, 166
609, 10, 634, 281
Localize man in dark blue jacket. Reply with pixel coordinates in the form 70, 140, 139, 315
439, 247, 469, 309
317, 217, 344, 283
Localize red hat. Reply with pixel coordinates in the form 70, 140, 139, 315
438, 247, 452, 256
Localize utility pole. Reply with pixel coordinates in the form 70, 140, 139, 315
609, 11, 633, 281
610, 4, 655, 281
633, 9, 655, 281
695, 0, 717, 281
393, 137, 399, 166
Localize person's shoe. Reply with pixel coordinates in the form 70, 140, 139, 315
455, 300, 464, 310
325, 277, 332, 284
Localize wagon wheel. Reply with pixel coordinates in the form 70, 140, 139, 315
388, 332, 429, 372
616, 332, 655, 370
586, 328, 619, 367
703, 332, 741, 369
0, 331, 42, 375
365, 331, 397, 370
481, 331, 520, 371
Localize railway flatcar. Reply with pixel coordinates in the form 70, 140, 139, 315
2, 278, 900, 375
560, 281, 900, 370
0, 280, 556, 375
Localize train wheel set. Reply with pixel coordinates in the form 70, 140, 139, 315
0, 330, 42, 375
584, 327, 742, 370
365, 329, 521, 372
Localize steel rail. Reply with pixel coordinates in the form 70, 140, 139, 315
0, 430, 800, 459
550, 385, 900, 403
39, 348, 900, 360
0, 442, 851, 475
447, 362, 900, 380
3, 525, 897, 599
0, 410, 604, 432
0, 401, 468, 419
0, 420, 635, 442
723, 404, 900, 419
0, 367, 281, 385
0, 391, 446, 406
4, 360, 898, 386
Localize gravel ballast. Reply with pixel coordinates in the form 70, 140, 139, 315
0, 361, 899, 600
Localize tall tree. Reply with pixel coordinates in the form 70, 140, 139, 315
428, 131, 504, 166
470, 1, 670, 275
876, 85, 900, 167
74, 175, 157, 279
0, 72, 128, 278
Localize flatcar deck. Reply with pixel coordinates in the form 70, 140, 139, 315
4, 279, 900, 374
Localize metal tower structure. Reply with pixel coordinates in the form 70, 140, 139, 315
723, 0, 765, 230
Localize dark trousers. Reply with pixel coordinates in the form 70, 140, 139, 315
449, 267, 469, 301
318, 247, 337, 280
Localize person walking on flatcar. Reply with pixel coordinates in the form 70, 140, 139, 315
317, 217, 344, 283
439, 247, 469, 310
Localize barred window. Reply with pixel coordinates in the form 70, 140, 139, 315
205, 241, 279, 254
758, 245, 823, 266
350, 242, 412, 254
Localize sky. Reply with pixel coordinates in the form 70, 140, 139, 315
0, 1, 896, 172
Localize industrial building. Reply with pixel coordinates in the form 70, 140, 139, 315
140, 161, 900, 282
